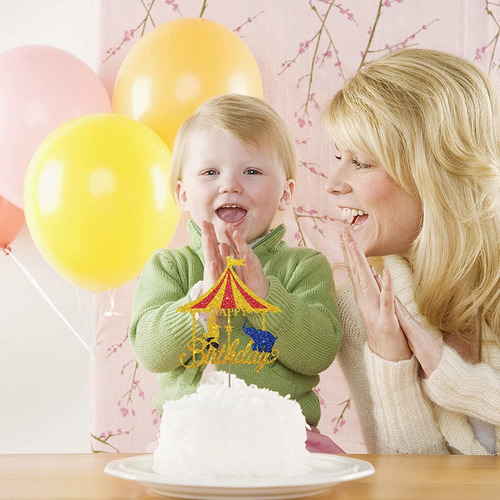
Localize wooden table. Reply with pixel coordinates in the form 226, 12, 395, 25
1, 453, 499, 499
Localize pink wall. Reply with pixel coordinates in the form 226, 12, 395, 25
91, 0, 500, 453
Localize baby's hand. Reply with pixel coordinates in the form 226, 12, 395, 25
225, 224, 269, 299
201, 221, 229, 294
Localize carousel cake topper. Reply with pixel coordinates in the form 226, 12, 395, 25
178, 256, 281, 381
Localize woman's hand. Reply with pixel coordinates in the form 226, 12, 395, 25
340, 228, 412, 361
365, 240, 443, 377
224, 223, 269, 299
201, 221, 229, 294
393, 299, 442, 377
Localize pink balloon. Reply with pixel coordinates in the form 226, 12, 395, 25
0, 45, 112, 209
0, 195, 24, 249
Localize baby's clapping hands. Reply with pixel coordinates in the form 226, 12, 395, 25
200, 221, 269, 299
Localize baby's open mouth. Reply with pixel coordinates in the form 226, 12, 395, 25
342, 207, 369, 228
216, 204, 247, 224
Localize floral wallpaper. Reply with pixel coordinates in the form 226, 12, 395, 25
92, 0, 500, 454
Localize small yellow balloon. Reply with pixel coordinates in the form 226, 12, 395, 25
113, 18, 263, 149
24, 114, 179, 292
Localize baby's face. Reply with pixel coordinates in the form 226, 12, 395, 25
176, 129, 294, 245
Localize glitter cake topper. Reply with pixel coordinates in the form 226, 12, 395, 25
178, 256, 280, 373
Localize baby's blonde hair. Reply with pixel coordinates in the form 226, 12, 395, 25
326, 48, 500, 347
169, 94, 297, 193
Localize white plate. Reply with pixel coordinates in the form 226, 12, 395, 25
104, 454, 374, 499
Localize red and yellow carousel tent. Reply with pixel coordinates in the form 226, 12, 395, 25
178, 256, 280, 316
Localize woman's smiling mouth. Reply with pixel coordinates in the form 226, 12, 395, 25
342, 207, 369, 230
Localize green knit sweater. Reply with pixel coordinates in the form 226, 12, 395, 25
129, 220, 342, 426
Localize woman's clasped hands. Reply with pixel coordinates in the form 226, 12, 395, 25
340, 227, 442, 377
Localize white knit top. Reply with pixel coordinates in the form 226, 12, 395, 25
337, 255, 500, 455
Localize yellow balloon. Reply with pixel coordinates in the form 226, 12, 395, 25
24, 114, 179, 292
113, 18, 263, 149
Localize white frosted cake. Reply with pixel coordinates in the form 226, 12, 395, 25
153, 372, 311, 477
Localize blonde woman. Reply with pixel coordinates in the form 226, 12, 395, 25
325, 48, 500, 454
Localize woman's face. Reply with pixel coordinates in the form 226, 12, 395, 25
325, 147, 423, 258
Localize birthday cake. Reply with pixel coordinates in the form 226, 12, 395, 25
153, 372, 312, 477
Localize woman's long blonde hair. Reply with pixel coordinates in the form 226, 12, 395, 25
326, 48, 500, 346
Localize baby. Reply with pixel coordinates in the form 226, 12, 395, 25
130, 94, 343, 453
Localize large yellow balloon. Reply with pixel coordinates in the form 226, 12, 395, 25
113, 18, 263, 149
24, 114, 179, 292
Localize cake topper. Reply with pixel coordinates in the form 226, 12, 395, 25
178, 256, 281, 383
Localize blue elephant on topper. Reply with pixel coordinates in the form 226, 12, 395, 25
242, 319, 277, 353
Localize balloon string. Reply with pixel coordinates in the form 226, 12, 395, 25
4, 247, 91, 353
104, 289, 121, 317
73, 285, 91, 347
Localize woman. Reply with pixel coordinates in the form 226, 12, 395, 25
325, 48, 500, 454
